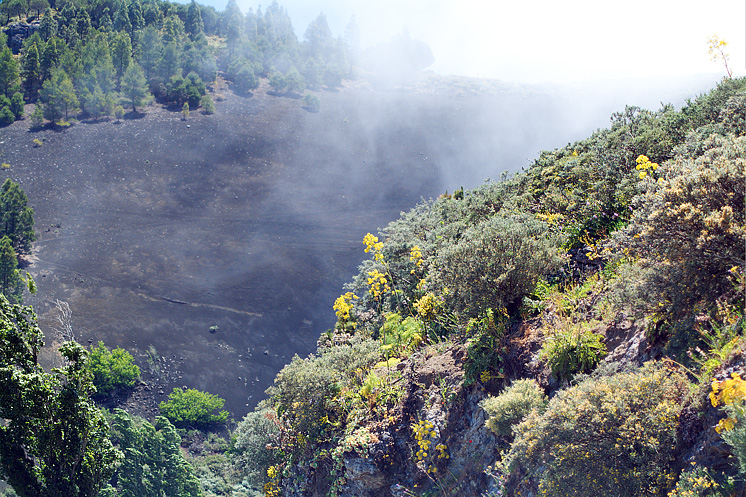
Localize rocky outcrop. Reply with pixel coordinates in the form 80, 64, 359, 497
3, 22, 40, 53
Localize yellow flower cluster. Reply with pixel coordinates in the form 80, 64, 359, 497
413, 292, 438, 321
263, 466, 281, 497
710, 372, 746, 433
409, 245, 423, 274
367, 269, 390, 299
333, 292, 358, 321
412, 419, 436, 462
363, 233, 384, 262
635, 154, 662, 182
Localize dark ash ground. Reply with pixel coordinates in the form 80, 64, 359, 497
0, 78, 584, 420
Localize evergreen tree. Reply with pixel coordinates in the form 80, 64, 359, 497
38, 9, 57, 40
0, 179, 36, 256
29, 102, 43, 127
185, 0, 203, 40
10, 92, 24, 120
120, 62, 148, 111
22, 42, 41, 96
40, 37, 62, 80
113, 0, 131, 34
127, 1, 144, 36
39, 68, 78, 121
110, 410, 200, 497
162, 13, 185, 43
137, 25, 162, 83
28, 0, 48, 17
284, 65, 304, 94
303, 12, 332, 61
223, 0, 242, 56
0, 45, 21, 98
111, 30, 132, 81
158, 41, 180, 82
0, 236, 22, 301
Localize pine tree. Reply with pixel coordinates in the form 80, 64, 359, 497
111, 31, 132, 81
0, 179, 36, 256
22, 42, 40, 97
185, 0, 203, 40
120, 63, 148, 112
113, 1, 131, 34
0, 236, 22, 301
38, 9, 57, 40
29, 102, 43, 127
0, 45, 20, 98
39, 69, 78, 121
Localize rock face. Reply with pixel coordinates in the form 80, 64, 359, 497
2, 22, 40, 53
320, 347, 500, 497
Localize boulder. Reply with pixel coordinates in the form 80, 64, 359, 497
2, 22, 40, 54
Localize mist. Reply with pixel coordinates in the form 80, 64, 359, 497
4, 0, 741, 420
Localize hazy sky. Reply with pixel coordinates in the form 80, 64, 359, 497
212, 0, 746, 84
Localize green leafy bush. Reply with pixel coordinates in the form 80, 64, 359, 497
505, 362, 691, 497
159, 388, 229, 428
232, 404, 280, 491
463, 308, 508, 385
88, 341, 140, 395
481, 379, 547, 437
200, 94, 215, 114
429, 212, 561, 317
379, 312, 422, 358
539, 321, 607, 381
302, 93, 320, 112
267, 336, 380, 445
109, 409, 201, 497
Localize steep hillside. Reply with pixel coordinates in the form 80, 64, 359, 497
228, 77, 746, 497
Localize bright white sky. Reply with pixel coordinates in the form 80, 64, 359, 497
215, 0, 746, 84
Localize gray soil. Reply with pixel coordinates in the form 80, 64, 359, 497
0, 77, 571, 420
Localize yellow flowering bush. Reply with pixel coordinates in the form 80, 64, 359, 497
710, 372, 746, 473
504, 362, 690, 497
409, 245, 423, 274
366, 269, 390, 299
668, 465, 735, 497
635, 154, 660, 181
412, 419, 447, 475
616, 134, 745, 332
363, 233, 385, 262
333, 292, 358, 324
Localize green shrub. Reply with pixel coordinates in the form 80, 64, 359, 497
88, 341, 140, 395
463, 308, 508, 385
379, 312, 423, 358
232, 405, 280, 490
267, 336, 380, 446
540, 321, 607, 381
0, 105, 14, 126
302, 93, 320, 112
159, 388, 229, 427
505, 362, 691, 497
200, 94, 215, 114
481, 379, 547, 437
109, 409, 202, 497
429, 212, 561, 317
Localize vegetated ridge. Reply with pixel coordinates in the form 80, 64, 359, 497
228, 77, 746, 497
